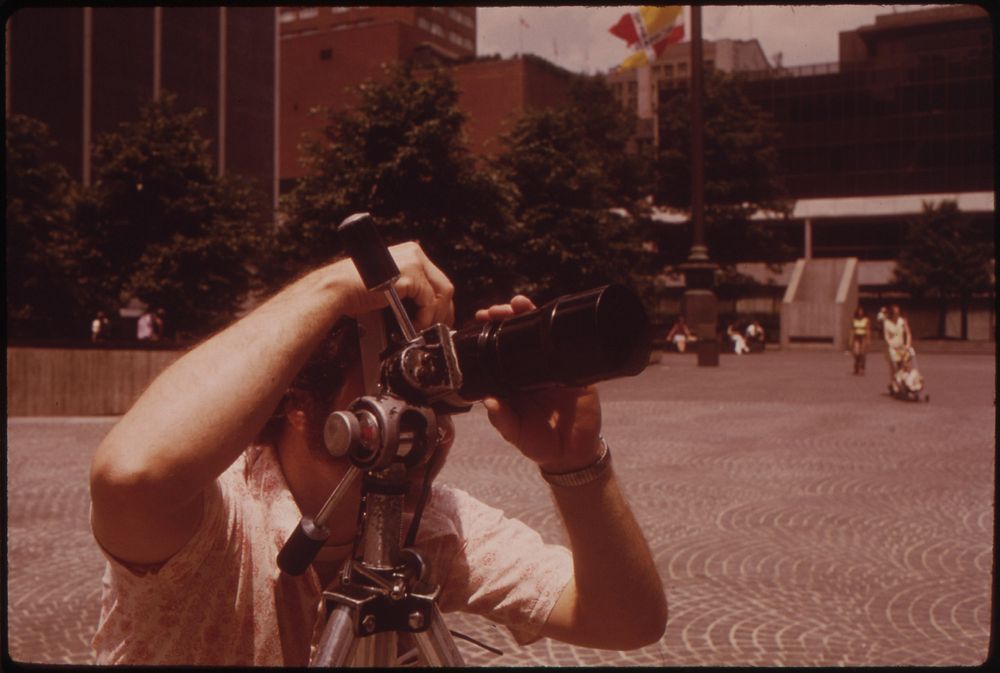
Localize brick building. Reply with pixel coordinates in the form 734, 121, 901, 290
5, 7, 278, 204
278, 6, 576, 187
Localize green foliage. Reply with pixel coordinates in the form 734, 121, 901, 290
5, 114, 85, 337
275, 63, 518, 321
76, 93, 269, 338
492, 75, 657, 302
654, 70, 793, 268
894, 200, 994, 337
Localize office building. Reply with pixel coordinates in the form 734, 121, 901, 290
6, 7, 278, 204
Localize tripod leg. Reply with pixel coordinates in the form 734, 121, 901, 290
354, 631, 398, 667
310, 604, 358, 667
411, 603, 466, 666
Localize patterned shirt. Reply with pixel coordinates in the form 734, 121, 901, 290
92, 444, 573, 666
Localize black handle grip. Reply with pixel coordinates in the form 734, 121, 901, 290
277, 517, 331, 576
337, 212, 399, 290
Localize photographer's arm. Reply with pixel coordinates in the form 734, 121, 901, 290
478, 298, 667, 650
90, 242, 453, 566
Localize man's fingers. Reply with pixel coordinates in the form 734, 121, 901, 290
474, 295, 538, 323
389, 242, 455, 329
482, 397, 519, 445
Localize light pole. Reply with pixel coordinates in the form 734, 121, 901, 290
679, 5, 719, 366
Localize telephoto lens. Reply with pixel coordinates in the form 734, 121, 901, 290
451, 284, 652, 401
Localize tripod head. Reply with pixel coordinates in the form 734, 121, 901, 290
277, 213, 452, 576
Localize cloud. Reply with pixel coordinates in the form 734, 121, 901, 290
477, 5, 937, 74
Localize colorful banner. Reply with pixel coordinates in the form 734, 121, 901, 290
609, 6, 685, 69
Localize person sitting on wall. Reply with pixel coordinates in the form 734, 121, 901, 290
727, 322, 750, 355
665, 316, 695, 353
744, 320, 765, 352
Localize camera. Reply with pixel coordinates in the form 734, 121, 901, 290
327, 212, 653, 468
381, 284, 652, 410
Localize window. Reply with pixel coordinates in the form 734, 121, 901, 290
298, 8, 318, 20
280, 11, 297, 23
331, 7, 350, 13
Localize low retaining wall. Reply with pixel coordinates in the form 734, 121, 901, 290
6, 347, 183, 416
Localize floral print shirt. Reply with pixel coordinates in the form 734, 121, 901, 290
91, 444, 572, 666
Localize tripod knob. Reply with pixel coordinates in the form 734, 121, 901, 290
324, 411, 359, 458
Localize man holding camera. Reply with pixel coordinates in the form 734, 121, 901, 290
89, 241, 667, 665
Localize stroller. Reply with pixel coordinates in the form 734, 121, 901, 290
889, 346, 929, 403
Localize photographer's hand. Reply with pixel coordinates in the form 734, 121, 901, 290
476, 295, 667, 651
476, 297, 603, 473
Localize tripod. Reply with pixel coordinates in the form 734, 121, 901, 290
309, 464, 465, 666
277, 213, 475, 666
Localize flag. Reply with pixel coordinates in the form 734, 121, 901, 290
609, 6, 685, 69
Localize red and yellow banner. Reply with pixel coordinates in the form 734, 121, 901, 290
609, 6, 685, 69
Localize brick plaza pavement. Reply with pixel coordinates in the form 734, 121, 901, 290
6, 349, 995, 666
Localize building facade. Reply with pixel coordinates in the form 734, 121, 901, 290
650, 5, 993, 261
278, 6, 575, 187
6, 7, 279, 205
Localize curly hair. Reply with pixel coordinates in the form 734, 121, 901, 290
256, 316, 360, 446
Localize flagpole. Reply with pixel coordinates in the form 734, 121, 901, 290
680, 4, 719, 367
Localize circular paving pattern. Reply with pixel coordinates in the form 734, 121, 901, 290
6, 351, 994, 666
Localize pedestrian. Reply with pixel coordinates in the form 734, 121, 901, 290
665, 315, 694, 353
875, 306, 887, 335
136, 308, 163, 342
153, 308, 166, 340
89, 240, 667, 665
91, 311, 110, 343
882, 304, 911, 388
849, 306, 871, 375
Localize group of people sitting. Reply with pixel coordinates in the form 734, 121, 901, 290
664, 317, 766, 355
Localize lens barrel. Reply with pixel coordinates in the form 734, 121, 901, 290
452, 284, 652, 401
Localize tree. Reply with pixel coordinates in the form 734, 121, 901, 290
893, 200, 994, 339
5, 114, 85, 338
491, 75, 657, 302
75, 93, 269, 338
653, 70, 793, 270
275, 62, 518, 321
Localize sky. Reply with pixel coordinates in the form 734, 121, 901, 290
477, 5, 944, 74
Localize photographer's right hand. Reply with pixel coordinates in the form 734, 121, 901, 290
332, 241, 455, 329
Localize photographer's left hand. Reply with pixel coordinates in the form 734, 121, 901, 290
476, 296, 603, 473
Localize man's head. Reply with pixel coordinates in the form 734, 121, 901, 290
263, 315, 455, 510
258, 317, 361, 449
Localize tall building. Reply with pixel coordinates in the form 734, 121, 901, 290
278, 6, 576, 187
739, 3, 993, 201
279, 6, 477, 184
5, 7, 278, 204
650, 5, 993, 261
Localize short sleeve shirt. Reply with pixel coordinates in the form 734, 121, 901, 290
91, 444, 573, 666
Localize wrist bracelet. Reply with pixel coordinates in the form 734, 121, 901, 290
540, 436, 611, 487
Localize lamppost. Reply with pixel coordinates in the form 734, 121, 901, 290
679, 5, 719, 366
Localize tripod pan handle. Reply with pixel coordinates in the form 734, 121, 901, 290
277, 516, 330, 576
338, 212, 399, 291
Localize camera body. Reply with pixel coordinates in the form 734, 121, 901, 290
376, 283, 653, 415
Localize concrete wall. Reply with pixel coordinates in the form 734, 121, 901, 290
6, 348, 182, 416
781, 258, 859, 350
